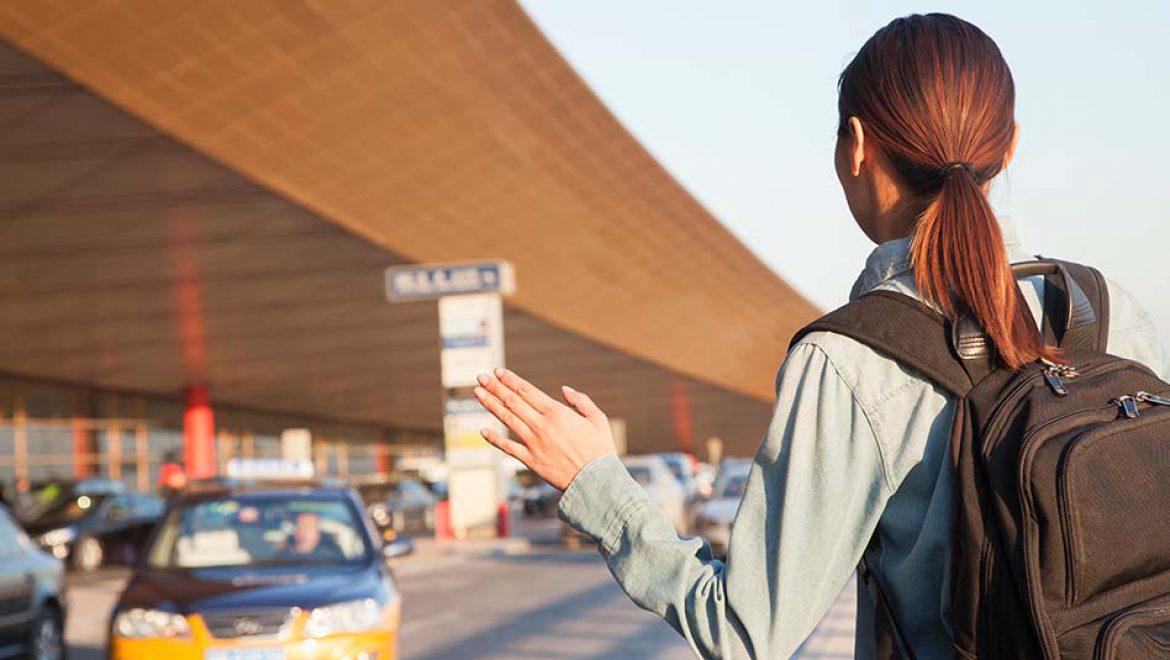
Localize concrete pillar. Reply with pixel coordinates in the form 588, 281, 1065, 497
183, 384, 216, 479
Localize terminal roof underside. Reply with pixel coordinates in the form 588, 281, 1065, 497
0, 43, 773, 455
0, 0, 820, 407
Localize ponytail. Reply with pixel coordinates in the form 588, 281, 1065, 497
838, 13, 1062, 370
911, 166, 1061, 369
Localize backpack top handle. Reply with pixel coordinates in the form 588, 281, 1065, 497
949, 259, 1098, 367
790, 259, 1110, 396
1010, 260, 1097, 333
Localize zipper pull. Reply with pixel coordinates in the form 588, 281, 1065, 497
1044, 365, 1069, 396
1113, 395, 1141, 419
1136, 391, 1170, 406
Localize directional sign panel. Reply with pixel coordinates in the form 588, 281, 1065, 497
385, 260, 515, 302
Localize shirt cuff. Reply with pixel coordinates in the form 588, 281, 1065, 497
557, 453, 650, 553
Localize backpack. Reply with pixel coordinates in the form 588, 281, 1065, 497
790, 259, 1170, 659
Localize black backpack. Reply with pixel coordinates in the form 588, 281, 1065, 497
791, 259, 1170, 659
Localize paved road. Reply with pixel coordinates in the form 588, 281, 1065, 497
65, 521, 854, 659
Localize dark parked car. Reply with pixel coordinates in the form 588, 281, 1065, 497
0, 503, 66, 659
355, 478, 437, 534
7, 477, 125, 524
25, 489, 165, 571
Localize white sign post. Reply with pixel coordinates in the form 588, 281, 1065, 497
386, 260, 515, 538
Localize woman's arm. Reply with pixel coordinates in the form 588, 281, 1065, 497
475, 342, 893, 658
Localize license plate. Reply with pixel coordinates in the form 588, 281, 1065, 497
204, 649, 286, 660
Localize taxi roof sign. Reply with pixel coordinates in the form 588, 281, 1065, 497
225, 458, 315, 481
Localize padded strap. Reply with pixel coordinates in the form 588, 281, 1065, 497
789, 290, 977, 397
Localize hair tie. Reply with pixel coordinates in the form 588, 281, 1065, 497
942, 161, 974, 178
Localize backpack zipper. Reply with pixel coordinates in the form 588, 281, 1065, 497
1112, 395, 1141, 419
1043, 362, 1080, 396
1112, 391, 1170, 419
981, 360, 1129, 463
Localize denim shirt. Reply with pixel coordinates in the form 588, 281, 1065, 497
557, 216, 1167, 659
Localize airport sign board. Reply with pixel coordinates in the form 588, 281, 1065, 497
385, 260, 515, 302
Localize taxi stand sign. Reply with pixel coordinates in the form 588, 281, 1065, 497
384, 259, 515, 537
385, 260, 515, 303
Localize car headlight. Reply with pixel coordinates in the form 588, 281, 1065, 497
113, 608, 191, 639
303, 599, 384, 638
369, 504, 389, 526
36, 527, 76, 547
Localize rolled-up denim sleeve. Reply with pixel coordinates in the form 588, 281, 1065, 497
557, 341, 893, 658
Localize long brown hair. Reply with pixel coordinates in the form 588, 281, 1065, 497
838, 13, 1060, 369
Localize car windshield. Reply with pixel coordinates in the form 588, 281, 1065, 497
627, 466, 653, 486
31, 493, 107, 527
718, 474, 748, 499
147, 496, 371, 569
356, 483, 400, 504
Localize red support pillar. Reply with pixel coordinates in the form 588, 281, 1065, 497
183, 384, 216, 479
375, 432, 391, 476
72, 391, 95, 478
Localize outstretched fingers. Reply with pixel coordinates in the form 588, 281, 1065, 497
476, 372, 543, 430
474, 384, 535, 442
480, 427, 532, 464
562, 385, 606, 423
494, 368, 560, 414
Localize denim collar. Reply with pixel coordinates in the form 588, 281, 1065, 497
849, 215, 1032, 301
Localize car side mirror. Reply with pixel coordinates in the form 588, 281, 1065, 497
383, 535, 414, 560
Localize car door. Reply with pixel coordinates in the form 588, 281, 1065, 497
0, 507, 34, 652
125, 494, 164, 564
101, 494, 155, 565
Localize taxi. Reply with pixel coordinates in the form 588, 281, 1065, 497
108, 459, 412, 660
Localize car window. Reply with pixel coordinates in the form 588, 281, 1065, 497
626, 466, 653, 486
33, 492, 107, 527
718, 475, 748, 499
136, 495, 165, 517
713, 469, 750, 499
105, 495, 134, 520
401, 481, 428, 498
147, 496, 372, 569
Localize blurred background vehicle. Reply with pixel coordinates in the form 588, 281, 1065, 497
694, 462, 718, 500
622, 455, 688, 534
0, 503, 67, 659
656, 452, 701, 506
558, 454, 688, 549
522, 480, 561, 518
8, 478, 125, 525
21, 483, 165, 572
354, 476, 438, 536
109, 461, 409, 659
691, 460, 752, 558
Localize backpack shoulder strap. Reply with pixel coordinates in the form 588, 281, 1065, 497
1041, 259, 1110, 352
789, 290, 980, 397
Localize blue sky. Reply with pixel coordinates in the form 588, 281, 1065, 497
520, 1, 1170, 352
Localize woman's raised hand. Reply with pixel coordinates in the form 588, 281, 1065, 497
474, 368, 616, 491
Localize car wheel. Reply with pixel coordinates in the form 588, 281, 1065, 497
73, 536, 103, 572
27, 606, 65, 660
